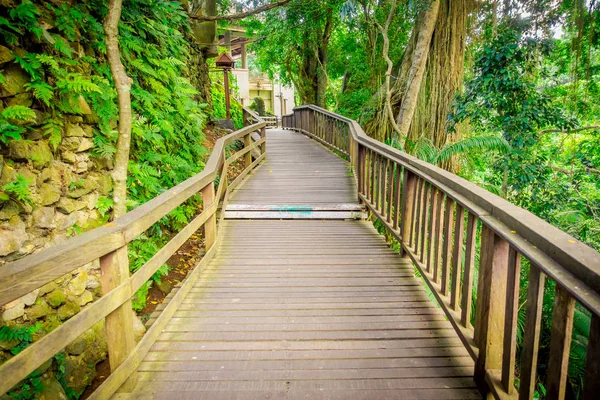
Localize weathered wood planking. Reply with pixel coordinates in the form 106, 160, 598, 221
122, 220, 478, 399
227, 129, 358, 207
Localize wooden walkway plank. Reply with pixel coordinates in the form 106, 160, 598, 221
121, 129, 477, 399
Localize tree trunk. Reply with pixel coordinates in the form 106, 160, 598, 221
395, 1, 440, 144
364, 0, 474, 172
286, 6, 334, 109
104, 0, 133, 219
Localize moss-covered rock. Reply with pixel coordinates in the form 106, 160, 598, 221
57, 298, 80, 320
46, 289, 66, 308
64, 123, 86, 137
66, 179, 97, 199
32, 207, 55, 229
0, 64, 29, 98
31, 142, 53, 169
26, 299, 51, 320
56, 197, 86, 214
36, 376, 67, 400
8, 140, 31, 161
0, 44, 14, 64
7, 92, 33, 107
37, 183, 61, 206
78, 290, 93, 306
38, 281, 57, 296
68, 272, 87, 296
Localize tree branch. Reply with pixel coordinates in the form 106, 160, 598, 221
104, 0, 133, 219
551, 164, 600, 176
191, 0, 292, 22
376, 0, 404, 142
539, 125, 600, 135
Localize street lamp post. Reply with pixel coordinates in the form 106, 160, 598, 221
215, 52, 236, 120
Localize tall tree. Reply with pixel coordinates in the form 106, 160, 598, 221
104, 0, 133, 219
365, 0, 475, 172
253, 0, 342, 108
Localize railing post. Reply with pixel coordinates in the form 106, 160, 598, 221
202, 182, 217, 250
584, 314, 600, 400
474, 225, 509, 398
100, 247, 137, 392
399, 170, 417, 257
242, 108, 249, 127
260, 126, 266, 154
546, 286, 575, 400
357, 144, 364, 196
244, 132, 252, 167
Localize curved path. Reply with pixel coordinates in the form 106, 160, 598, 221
120, 129, 478, 399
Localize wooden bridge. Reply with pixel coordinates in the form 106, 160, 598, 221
1, 106, 599, 399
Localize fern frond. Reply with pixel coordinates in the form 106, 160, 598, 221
412, 137, 438, 164
436, 136, 510, 164
26, 81, 54, 106
1, 105, 36, 122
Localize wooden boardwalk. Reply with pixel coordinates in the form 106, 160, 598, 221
123, 129, 478, 399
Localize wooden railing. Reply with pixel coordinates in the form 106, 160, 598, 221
283, 105, 600, 400
263, 115, 278, 128
0, 109, 267, 398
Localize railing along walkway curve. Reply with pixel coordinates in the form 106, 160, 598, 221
283, 105, 600, 400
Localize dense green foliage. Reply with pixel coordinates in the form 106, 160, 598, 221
1, 0, 209, 311
248, 1, 600, 398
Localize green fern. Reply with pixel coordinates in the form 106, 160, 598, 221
0, 323, 41, 355
3, 174, 34, 205
55, 72, 101, 93
1, 105, 36, 122
52, 35, 73, 57
43, 118, 63, 149
35, 53, 60, 71
25, 80, 54, 106
96, 196, 114, 217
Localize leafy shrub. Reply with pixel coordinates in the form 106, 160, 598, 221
250, 96, 266, 116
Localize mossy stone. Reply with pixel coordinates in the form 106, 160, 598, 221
0, 64, 28, 98
38, 183, 61, 206
68, 272, 88, 296
0, 44, 14, 64
57, 298, 80, 320
46, 289, 66, 308
56, 197, 86, 214
36, 376, 67, 400
31, 141, 53, 169
26, 298, 51, 320
8, 140, 30, 160
38, 281, 57, 296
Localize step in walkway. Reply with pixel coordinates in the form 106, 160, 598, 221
120, 129, 478, 399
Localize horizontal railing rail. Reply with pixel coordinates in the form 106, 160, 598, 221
283, 105, 600, 400
0, 109, 267, 398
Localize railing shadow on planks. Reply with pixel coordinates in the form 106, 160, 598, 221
0, 107, 266, 399
282, 105, 600, 400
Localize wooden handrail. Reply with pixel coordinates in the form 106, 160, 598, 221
283, 105, 600, 400
0, 109, 267, 396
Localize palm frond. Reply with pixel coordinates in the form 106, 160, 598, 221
436, 135, 510, 164
412, 137, 438, 164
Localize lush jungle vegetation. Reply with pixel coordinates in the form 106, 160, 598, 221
241, 1, 600, 398
1, 0, 599, 398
